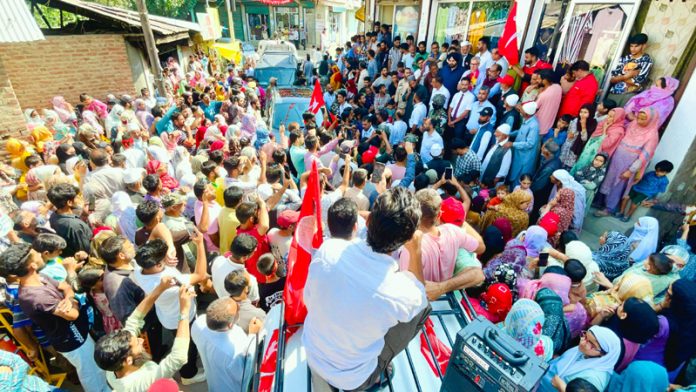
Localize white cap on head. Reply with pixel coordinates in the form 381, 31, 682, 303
124, 168, 146, 184
522, 101, 538, 115
462, 40, 471, 47
430, 143, 443, 158
505, 94, 520, 107
496, 124, 511, 136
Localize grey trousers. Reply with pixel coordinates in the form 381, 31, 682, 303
310, 304, 433, 392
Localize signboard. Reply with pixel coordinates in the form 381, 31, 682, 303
259, 0, 294, 5
196, 7, 222, 40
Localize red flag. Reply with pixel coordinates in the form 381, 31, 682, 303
308, 79, 326, 115
258, 164, 323, 391
283, 160, 323, 326
498, 2, 519, 66
419, 319, 452, 376
258, 329, 279, 392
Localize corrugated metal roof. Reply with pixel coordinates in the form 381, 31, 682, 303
0, 0, 45, 43
36, 0, 201, 36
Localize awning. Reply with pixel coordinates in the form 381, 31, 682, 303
213, 42, 243, 64
259, 0, 294, 5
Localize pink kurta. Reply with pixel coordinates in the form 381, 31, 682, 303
536, 84, 563, 135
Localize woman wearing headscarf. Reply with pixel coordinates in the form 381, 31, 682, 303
147, 137, 171, 163
518, 225, 548, 260
655, 279, 696, 379
107, 192, 138, 243
24, 108, 44, 126
548, 169, 586, 233
597, 108, 660, 215
608, 361, 669, 392
42, 109, 75, 141
541, 188, 575, 246
500, 299, 554, 361
628, 216, 659, 262
329, 65, 343, 90
534, 288, 571, 356
597, 297, 660, 371
480, 189, 532, 238
571, 108, 625, 176
146, 160, 179, 191
172, 146, 193, 180
29, 126, 53, 155
239, 112, 258, 145
80, 109, 104, 137
480, 226, 505, 264
538, 325, 621, 392
55, 144, 76, 175
51, 96, 77, 125
593, 231, 631, 281
134, 98, 154, 130
547, 240, 601, 294
492, 217, 513, 244
624, 77, 679, 128
5, 138, 33, 173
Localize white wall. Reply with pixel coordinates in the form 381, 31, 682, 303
651, 68, 696, 183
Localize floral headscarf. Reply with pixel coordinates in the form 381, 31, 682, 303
501, 299, 554, 361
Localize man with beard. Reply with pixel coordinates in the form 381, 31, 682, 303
530, 141, 562, 221
439, 53, 465, 98
465, 86, 497, 145
511, 47, 552, 92
469, 107, 496, 160
94, 277, 197, 390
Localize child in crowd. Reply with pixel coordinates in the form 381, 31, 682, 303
267, 209, 300, 275
77, 267, 122, 336
256, 253, 286, 313
31, 233, 68, 282
594, 98, 617, 123
617, 160, 674, 222
563, 259, 588, 338
574, 153, 608, 208
487, 184, 509, 210
514, 174, 534, 213
542, 115, 572, 156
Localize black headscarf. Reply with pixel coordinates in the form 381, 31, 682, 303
480, 226, 505, 264
604, 297, 659, 344
663, 279, 696, 370
72, 142, 90, 160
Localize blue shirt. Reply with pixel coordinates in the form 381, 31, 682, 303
367, 59, 379, 80
198, 101, 223, 121
542, 129, 568, 152
632, 171, 669, 198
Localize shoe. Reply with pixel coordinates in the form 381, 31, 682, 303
614, 213, 624, 219
621, 216, 631, 223
181, 371, 206, 385
593, 209, 610, 217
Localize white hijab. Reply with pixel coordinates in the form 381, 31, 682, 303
111, 192, 137, 243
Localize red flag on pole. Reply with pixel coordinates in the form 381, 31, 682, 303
283, 160, 323, 325
498, 1, 520, 66
257, 162, 324, 391
308, 79, 326, 115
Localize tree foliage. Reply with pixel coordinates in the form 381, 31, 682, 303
30, 0, 198, 27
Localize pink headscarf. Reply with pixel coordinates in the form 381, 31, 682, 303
520, 272, 571, 305
621, 108, 660, 178
624, 77, 679, 128
146, 160, 179, 191
594, 107, 626, 157
52, 96, 75, 124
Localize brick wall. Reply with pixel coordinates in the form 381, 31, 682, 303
0, 55, 29, 151
0, 34, 137, 114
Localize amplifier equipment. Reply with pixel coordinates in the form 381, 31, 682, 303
440, 294, 549, 392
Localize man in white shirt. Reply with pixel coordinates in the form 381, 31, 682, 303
133, 234, 208, 383
476, 37, 494, 72
303, 188, 430, 391
429, 76, 451, 111
210, 234, 260, 302
83, 149, 125, 203
192, 298, 263, 392
466, 86, 497, 132
491, 48, 509, 77
420, 118, 444, 165
447, 78, 475, 140
480, 124, 513, 187
408, 92, 427, 132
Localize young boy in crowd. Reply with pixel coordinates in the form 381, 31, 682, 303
267, 209, 300, 273
542, 115, 572, 154
487, 184, 509, 210
31, 233, 69, 282
618, 160, 674, 222
235, 197, 270, 283
256, 253, 286, 313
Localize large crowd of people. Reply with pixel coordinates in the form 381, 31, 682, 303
0, 20, 693, 392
